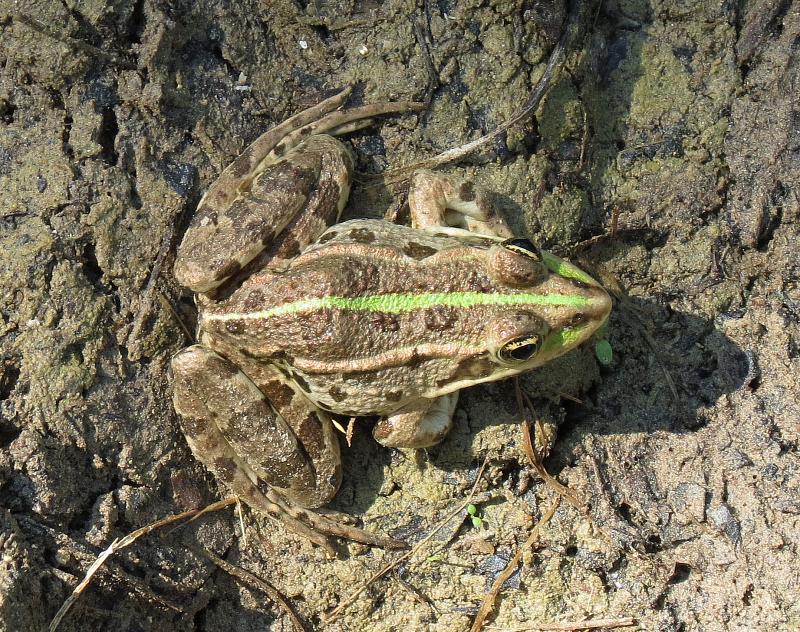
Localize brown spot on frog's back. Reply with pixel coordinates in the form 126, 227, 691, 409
260, 380, 296, 409
403, 241, 438, 260
328, 385, 347, 402
347, 227, 376, 243
458, 181, 476, 201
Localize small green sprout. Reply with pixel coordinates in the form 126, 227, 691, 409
595, 339, 613, 365
467, 503, 487, 529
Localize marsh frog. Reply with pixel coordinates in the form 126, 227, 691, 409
171, 87, 611, 552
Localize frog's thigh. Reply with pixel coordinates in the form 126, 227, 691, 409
409, 170, 513, 238
171, 346, 339, 508
175, 134, 353, 293
372, 393, 459, 449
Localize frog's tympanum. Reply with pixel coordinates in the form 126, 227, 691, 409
171, 87, 611, 553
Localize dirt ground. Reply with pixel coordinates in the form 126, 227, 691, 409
1, 1, 798, 631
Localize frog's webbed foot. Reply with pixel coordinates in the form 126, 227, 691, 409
409, 170, 514, 239
373, 393, 459, 449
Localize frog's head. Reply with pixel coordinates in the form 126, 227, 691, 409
432, 237, 612, 395
490, 237, 611, 365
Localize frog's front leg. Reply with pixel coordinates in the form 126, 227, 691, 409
373, 394, 459, 448
171, 346, 404, 552
408, 169, 515, 238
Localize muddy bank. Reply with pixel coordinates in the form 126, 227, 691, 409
0, 1, 797, 630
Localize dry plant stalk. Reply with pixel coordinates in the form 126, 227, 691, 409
488, 616, 636, 631
197, 547, 309, 632
48, 497, 237, 632
516, 384, 583, 509
321, 459, 490, 623
469, 497, 561, 632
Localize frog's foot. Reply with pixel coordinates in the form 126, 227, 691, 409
373, 394, 459, 448
409, 170, 514, 239
198, 87, 422, 218
175, 397, 405, 554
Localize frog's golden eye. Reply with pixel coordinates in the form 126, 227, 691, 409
497, 334, 542, 364
501, 238, 542, 262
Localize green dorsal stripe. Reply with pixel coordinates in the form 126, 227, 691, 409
208, 291, 591, 322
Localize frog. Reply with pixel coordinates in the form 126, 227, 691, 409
170, 87, 612, 554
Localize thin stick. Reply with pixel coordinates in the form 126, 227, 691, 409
48, 497, 236, 632
515, 383, 582, 509
321, 459, 490, 623
487, 616, 636, 631
469, 497, 561, 632
197, 547, 309, 632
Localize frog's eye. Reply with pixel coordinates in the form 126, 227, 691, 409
497, 334, 542, 364
491, 239, 548, 287
501, 238, 542, 262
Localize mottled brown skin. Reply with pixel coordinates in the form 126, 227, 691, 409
170, 89, 611, 553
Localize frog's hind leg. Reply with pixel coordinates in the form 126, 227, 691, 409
196, 85, 421, 231
409, 169, 515, 239
176, 89, 422, 293
171, 345, 404, 552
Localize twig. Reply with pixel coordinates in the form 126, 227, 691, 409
515, 383, 582, 509
196, 547, 309, 632
127, 219, 177, 358
321, 459, 490, 623
18, 515, 182, 615
49, 498, 236, 632
378, 0, 584, 181
157, 290, 194, 344
469, 497, 561, 632
487, 616, 636, 631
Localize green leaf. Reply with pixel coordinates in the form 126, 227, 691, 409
595, 339, 613, 365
